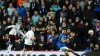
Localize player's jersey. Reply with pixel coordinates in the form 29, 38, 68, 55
24, 30, 34, 45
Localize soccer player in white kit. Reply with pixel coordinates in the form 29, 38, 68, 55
6, 22, 24, 50
24, 26, 36, 51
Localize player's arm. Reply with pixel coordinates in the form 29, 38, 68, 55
30, 36, 36, 41
61, 37, 66, 42
29, 35, 36, 42
24, 31, 30, 39
30, 32, 36, 41
6, 25, 15, 29
18, 30, 25, 38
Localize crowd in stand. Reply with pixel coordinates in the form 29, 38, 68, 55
0, 0, 100, 51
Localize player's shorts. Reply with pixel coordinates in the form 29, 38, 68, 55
24, 44, 32, 50
59, 47, 69, 53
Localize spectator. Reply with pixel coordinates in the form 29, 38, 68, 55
61, 22, 67, 30
66, 29, 71, 37
24, 17, 32, 31
29, 0, 32, 2
32, 11, 40, 26
23, 0, 30, 9
23, 11, 31, 23
14, 38, 23, 51
58, 12, 65, 25
85, 43, 94, 51
47, 38, 56, 51
49, 13, 58, 27
84, 5, 94, 29
39, 16, 46, 26
0, 0, 4, 6
60, 5, 69, 19
70, 7, 80, 22
62, 17, 67, 25
76, 1, 83, 19
51, 3, 61, 12
6, 17, 12, 26
86, 30, 98, 50
12, 10, 19, 23
0, 7, 3, 23
47, 30, 57, 45
36, 21, 46, 38
39, 1, 48, 15
16, 17, 23, 27
30, 0, 39, 16
67, 19, 73, 29
36, 17, 45, 27
64, 0, 70, 8
68, 4, 73, 11
42, 15, 49, 24
17, 0, 23, 6
12, 0, 17, 8
95, 21, 100, 36
16, 3, 26, 18
46, 20, 57, 32
11, 20, 15, 25
94, 44, 100, 51
47, 7, 55, 19
84, 0, 94, 10
58, 26, 62, 34
2, 21, 7, 31
59, 0, 65, 8
37, 36, 46, 50
3, 10, 10, 21
80, 0, 86, 11
7, 3, 14, 18
1, 34, 9, 50
4, 0, 11, 9
95, 0, 100, 5
38, 0, 45, 5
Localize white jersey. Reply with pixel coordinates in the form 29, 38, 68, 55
24, 30, 34, 45
7, 24, 20, 35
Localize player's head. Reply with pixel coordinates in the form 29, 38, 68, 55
31, 25, 35, 31
62, 29, 66, 34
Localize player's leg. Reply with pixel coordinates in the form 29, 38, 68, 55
59, 47, 69, 56
65, 52, 69, 56
68, 48, 80, 56
9, 35, 15, 50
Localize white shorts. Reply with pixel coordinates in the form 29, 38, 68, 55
59, 47, 69, 53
